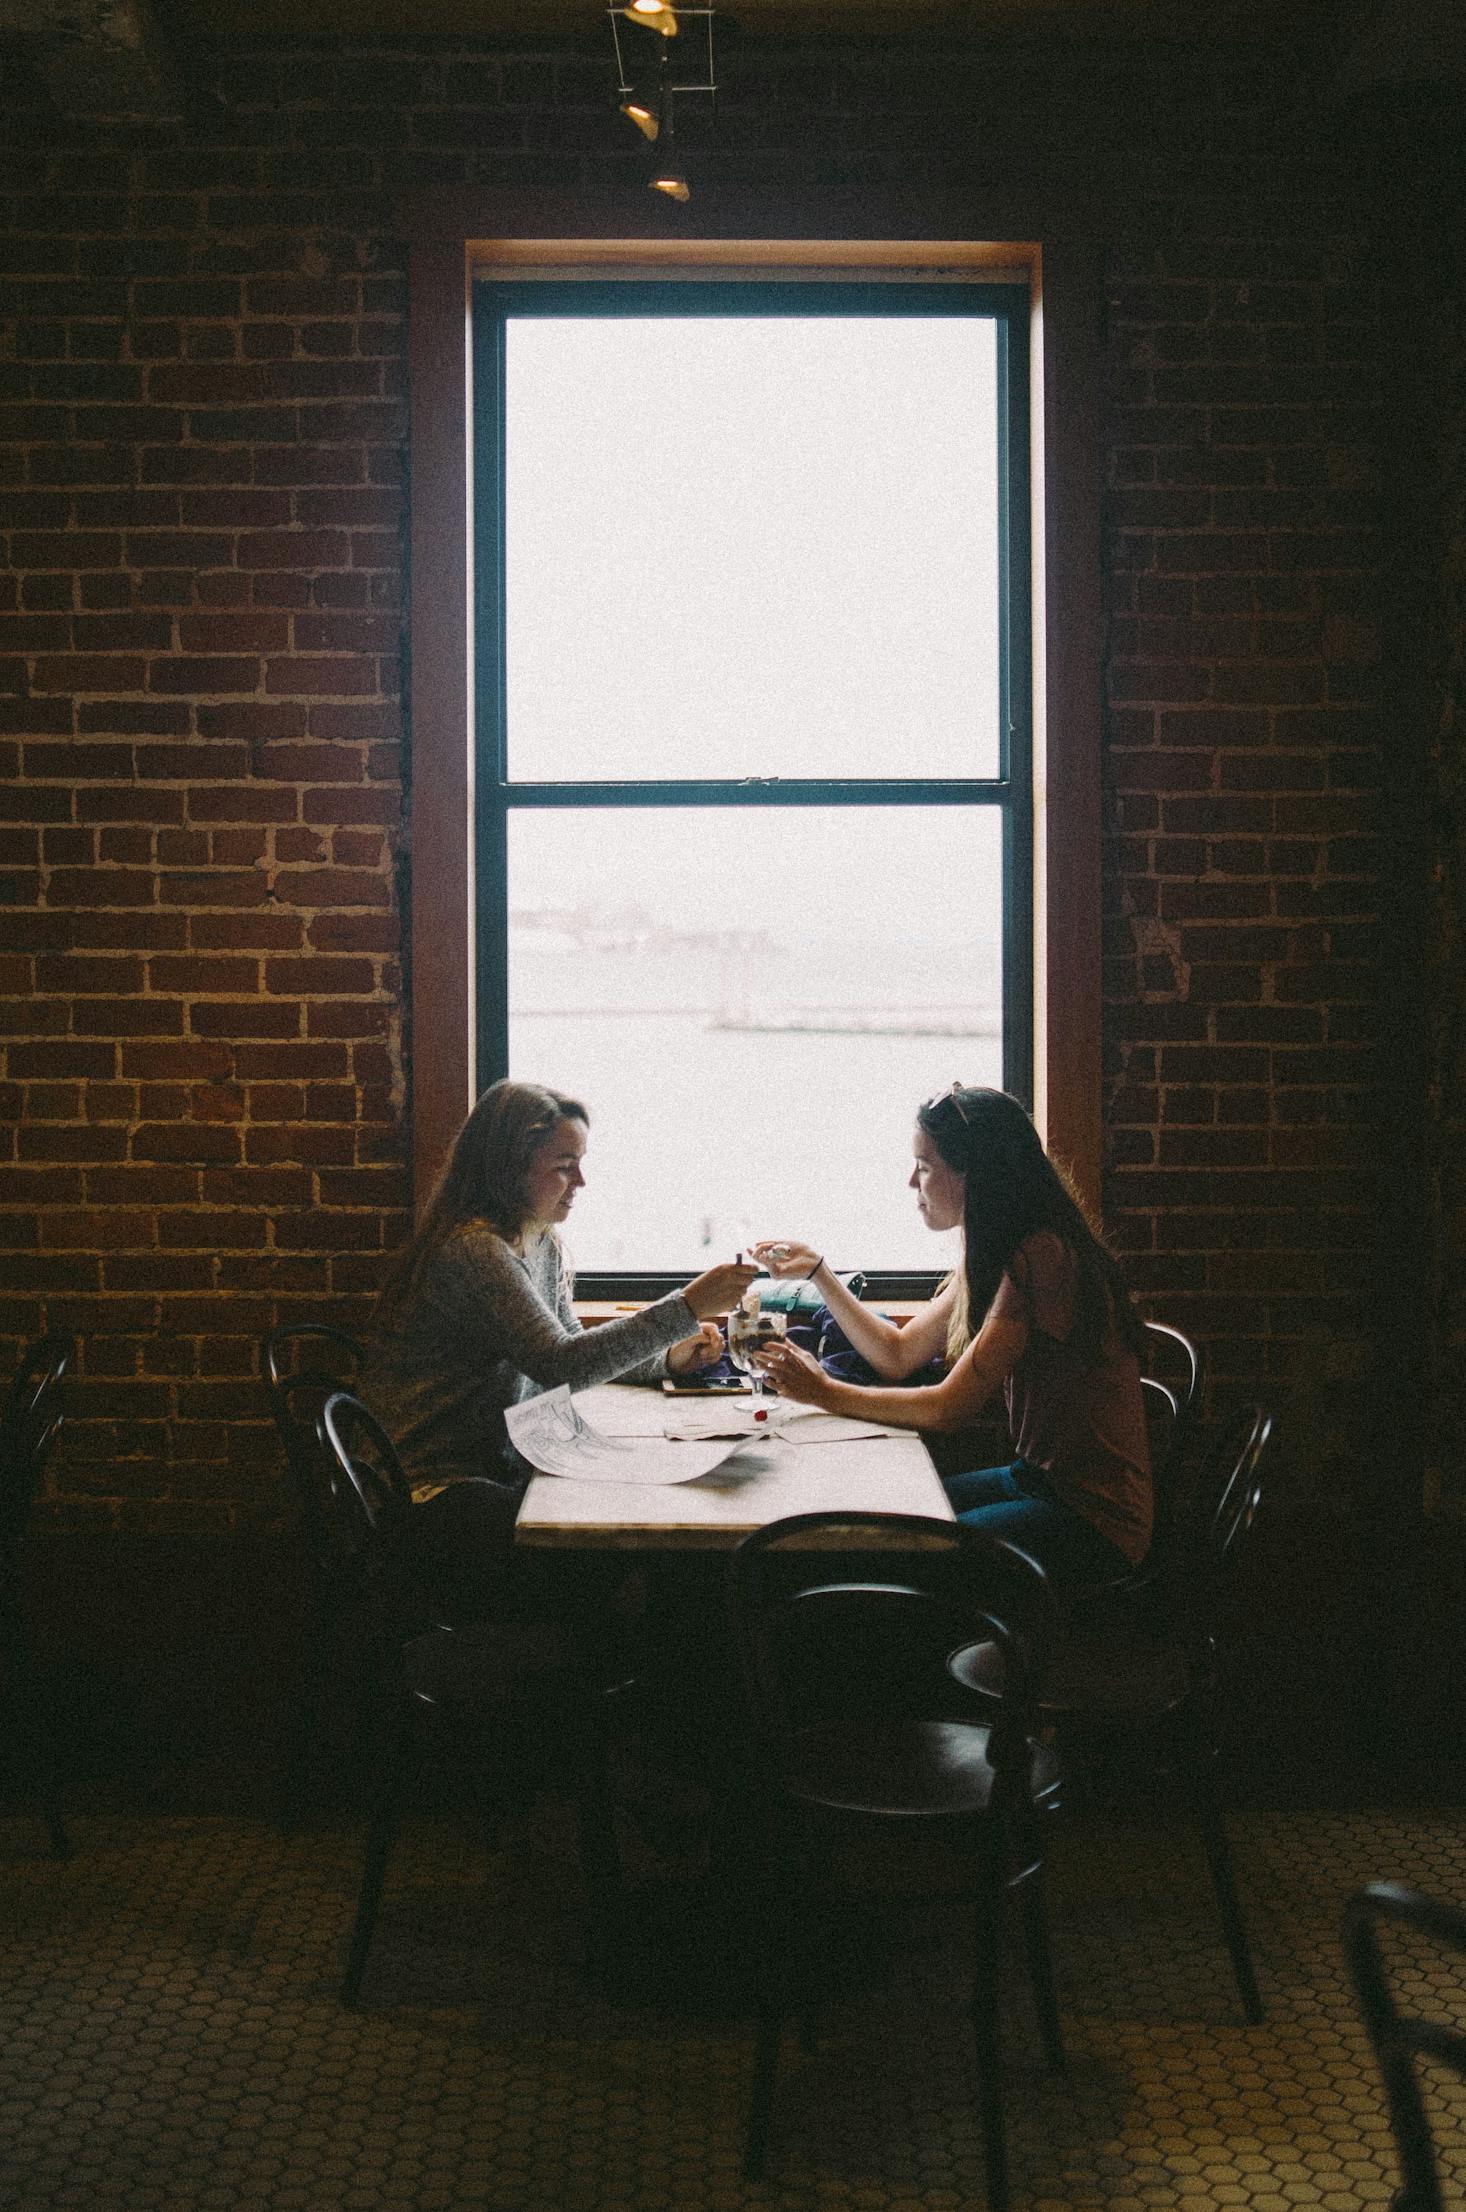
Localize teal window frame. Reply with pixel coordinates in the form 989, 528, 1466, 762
470, 276, 1032, 1299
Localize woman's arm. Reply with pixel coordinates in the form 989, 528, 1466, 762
444, 1228, 699, 1392
751, 1241, 955, 1379
758, 1306, 1029, 1435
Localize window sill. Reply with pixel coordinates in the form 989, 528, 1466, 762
576, 1298, 927, 1326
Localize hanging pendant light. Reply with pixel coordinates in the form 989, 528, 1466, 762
618, 88, 660, 140
625, 0, 678, 34
650, 161, 691, 202
649, 64, 689, 200
609, 4, 715, 200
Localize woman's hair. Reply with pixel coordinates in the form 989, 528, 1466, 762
376, 1079, 588, 1332
917, 1085, 1145, 1366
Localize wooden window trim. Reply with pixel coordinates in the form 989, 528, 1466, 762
403, 190, 1102, 1220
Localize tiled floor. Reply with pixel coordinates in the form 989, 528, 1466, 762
2, 1794, 1463, 2212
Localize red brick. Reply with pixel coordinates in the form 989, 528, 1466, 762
263, 657, 378, 696
245, 1125, 354, 1166
177, 613, 290, 653
148, 656, 261, 695
158, 871, 270, 908
69, 912, 187, 950
237, 529, 349, 570
272, 869, 390, 908
86, 1165, 199, 1204
157, 1211, 269, 1250
263, 955, 374, 995
42, 1210, 154, 1251
189, 1001, 301, 1038
309, 913, 398, 952
72, 998, 186, 1036
189, 912, 303, 950
32, 656, 147, 693
19, 1125, 127, 1162
231, 1042, 347, 1080
131, 1122, 243, 1164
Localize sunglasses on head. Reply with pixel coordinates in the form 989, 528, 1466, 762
922, 1081, 973, 1126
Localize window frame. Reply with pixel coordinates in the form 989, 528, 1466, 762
402, 207, 1103, 1280
470, 275, 1032, 1296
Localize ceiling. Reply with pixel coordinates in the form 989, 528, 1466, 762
1, 0, 1461, 121
165, 0, 1350, 39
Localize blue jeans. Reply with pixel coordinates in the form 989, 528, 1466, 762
944, 1462, 1128, 1591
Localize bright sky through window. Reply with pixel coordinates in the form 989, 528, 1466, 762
504, 316, 999, 783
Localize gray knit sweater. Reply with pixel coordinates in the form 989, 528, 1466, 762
370, 1222, 695, 1497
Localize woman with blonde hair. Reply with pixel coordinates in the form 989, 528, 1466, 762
753, 1085, 1151, 1586
372, 1078, 756, 1606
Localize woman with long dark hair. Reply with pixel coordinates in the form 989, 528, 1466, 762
752, 1085, 1151, 1585
371, 1079, 757, 1606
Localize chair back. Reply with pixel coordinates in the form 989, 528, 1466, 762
729, 1512, 1053, 1787
1140, 1320, 1204, 1567
262, 1323, 363, 1572
1343, 1881, 1466, 2212
0, 1334, 72, 1546
319, 1390, 414, 1538
320, 1389, 449, 1641
1160, 1403, 1275, 1649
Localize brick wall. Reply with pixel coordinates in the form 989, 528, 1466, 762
0, 31, 1452, 1532
1427, 233, 1465, 1512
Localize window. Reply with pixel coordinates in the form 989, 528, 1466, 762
471, 278, 1031, 1292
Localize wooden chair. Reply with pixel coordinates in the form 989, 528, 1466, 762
948, 1405, 1276, 2025
0, 1335, 73, 1857
728, 1512, 1062, 2206
318, 1390, 624, 2008
1343, 1880, 1466, 2212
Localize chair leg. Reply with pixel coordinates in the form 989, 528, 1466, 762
1017, 1860, 1066, 2073
970, 1831, 1010, 2212
1197, 1791, 1263, 2024
1183, 1714, 1263, 2025
340, 1716, 411, 2009
7, 1626, 72, 1860
279, 1625, 328, 1833
41, 1794, 71, 1862
742, 1808, 799, 2184
575, 1788, 624, 1976
744, 2003, 782, 2182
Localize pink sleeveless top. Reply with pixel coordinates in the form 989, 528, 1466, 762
989, 1231, 1152, 1564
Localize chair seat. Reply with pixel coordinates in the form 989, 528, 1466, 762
776, 1718, 1058, 1819
949, 1623, 1193, 1718
403, 1619, 583, 1712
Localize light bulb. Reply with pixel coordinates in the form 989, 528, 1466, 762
626, 0, 678, 34
619, 94, 660, 140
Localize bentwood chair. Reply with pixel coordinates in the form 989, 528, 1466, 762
1140, 1320, 1204, 1574
319, 1391, 624, 2008
261, 1322, 368, 1825
1344, 1881, 1466, 2212
949, 1404, 1276, 2025
0, 1334, 74, 1857
728, 1513, 1062, 2207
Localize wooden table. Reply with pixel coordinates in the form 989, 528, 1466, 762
515, 1383, 954, 1550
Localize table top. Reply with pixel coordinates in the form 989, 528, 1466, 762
514, 1383, 954, 1550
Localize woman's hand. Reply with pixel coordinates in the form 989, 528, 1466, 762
682, 1260, 761, 1319
749, 1238, 823, 1281
665, 1322, 725, 1375
755, 1339, 837, 1409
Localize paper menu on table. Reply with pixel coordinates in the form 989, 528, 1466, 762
506, 1385, 752, 1486
778, 1410, 899, 1445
